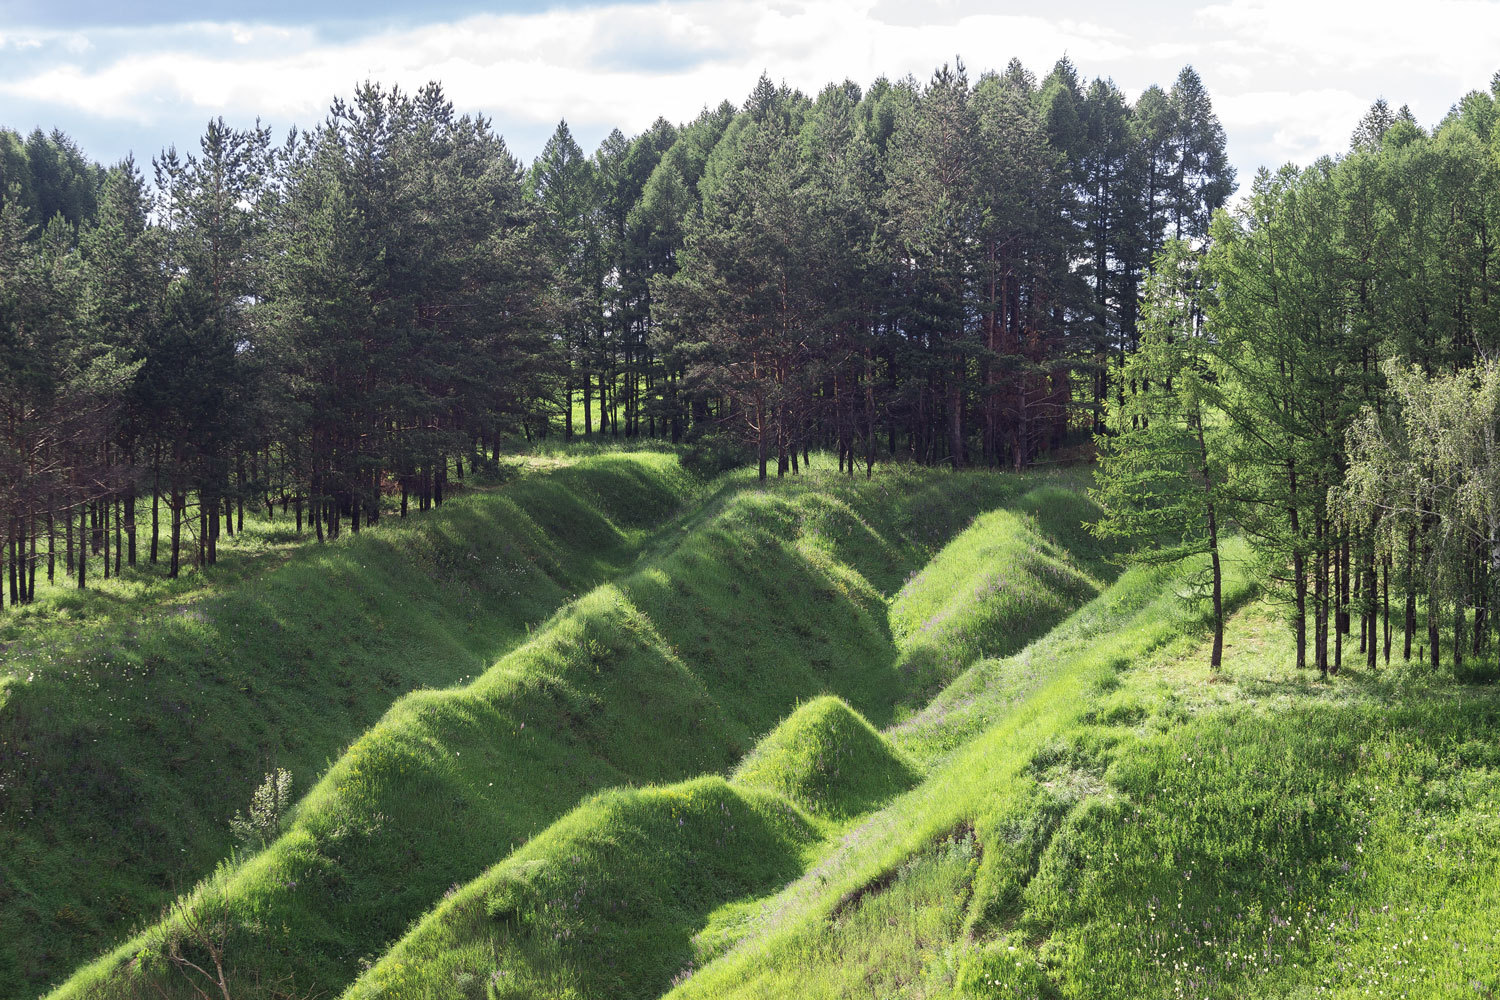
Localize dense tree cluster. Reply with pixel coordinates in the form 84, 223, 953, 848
0, 59, 1232, 605
655, 61, 1232, 476
1097, 81, 1500, 675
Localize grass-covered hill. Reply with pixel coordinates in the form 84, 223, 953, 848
2, 451, 701, 995
24, 448, 1500, 1000
44, 456, 1108, 1000
660, 571, 1500, 1000
342, 525, 1500, 1000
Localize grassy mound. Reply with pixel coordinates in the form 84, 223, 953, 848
889, 505, 1103, 707
349, 776, 818, 1000
733, 696, 918, 820
53, 464, 1099, 1000
1, 451, 699, 996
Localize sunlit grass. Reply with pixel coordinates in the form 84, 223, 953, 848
48, 460, 1101, 1000
5, 450, 700, 995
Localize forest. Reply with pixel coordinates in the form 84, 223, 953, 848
0, 57, 1235, 586
5, 50, 1500, 1000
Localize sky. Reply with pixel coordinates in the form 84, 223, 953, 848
3, 0, 1500, 191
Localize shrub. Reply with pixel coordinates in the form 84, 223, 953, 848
680, 431, 753, 478
229, 768, 293, 851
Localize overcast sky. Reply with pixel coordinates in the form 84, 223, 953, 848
4, 0, 1500, 190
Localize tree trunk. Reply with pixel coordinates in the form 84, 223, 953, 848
1404, 526, 1417, 660
1454, 600, 1465, 674
169, 491, 182, 579
150, 449, 160, 564
1428, 589, 1441, 670
1382, 554, 1391, 664
78, 506, 89, 589
126, 488, 137, 567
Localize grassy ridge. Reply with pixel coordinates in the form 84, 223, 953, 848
667, 548, 1500, 999
54, 466, 1101, 1000
344, 697, 911, 1000
1, 452, 699, 997
888, 490, 1104, 710
663, 542, 1259, 999
328, 477, 1110, 1000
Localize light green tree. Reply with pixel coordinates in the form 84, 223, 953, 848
1093, 239, 1229, 666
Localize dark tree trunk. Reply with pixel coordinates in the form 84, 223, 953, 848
1382, 554, 1391, 665
125, 488, 137, 567
78, 506, 89, 589
150, 449, 160, 564
169, 491, 182, 579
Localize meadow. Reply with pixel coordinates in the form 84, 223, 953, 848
11, 448, 1498, 1000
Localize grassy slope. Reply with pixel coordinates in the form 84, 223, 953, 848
331, 477, 1110, 1000
54, 465, 1103, 1000
666, 543, 1500, 1000
1, 452, 699, 997
1004, 603, 1500, 999
660, 542, 1259, 1000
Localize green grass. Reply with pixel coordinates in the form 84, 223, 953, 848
2, 451, 700, 997
42, 450, 1492, 1000
998, 603, 1500, 1000
49, 463, 1105, 1000
351, 777, 820, 1000
888, 502, 1104, 712
658, 542, 1260, 999
734, 696, 918, 821
326, 482, 1109, 1000
659, 545, 1500, 1000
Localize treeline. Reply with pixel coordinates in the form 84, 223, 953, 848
0, 57, 1233, 605
1098, 88, 1500, 678
524, 57, 1231, 475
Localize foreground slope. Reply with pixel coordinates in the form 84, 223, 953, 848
1, 451, 700, 996
54, 465, 1104, 1000
667, 551, 1500, 999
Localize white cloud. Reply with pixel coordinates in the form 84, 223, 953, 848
3, 0, 1498, 180
1214, 87, 1371, 168
1, 1, 1162, 152
1199, 0, 1500, 76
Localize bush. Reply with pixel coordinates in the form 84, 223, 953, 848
680, 431, 753, 478
229, 768, 293, 851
